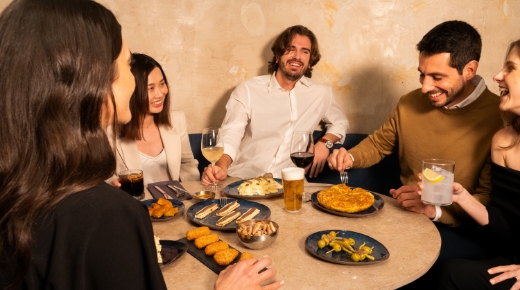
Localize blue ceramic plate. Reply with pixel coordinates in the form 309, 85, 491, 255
310, 189, 384, 217
142, 199, 185, 222
186, 198, 271, 231
223, 179, 283, 200
160, 239, 188, 267
305, 230, 390, 265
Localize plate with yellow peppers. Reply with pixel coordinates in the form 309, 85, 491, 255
305, 230, 389, 265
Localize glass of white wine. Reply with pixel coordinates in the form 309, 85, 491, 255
201, 127, 224, 191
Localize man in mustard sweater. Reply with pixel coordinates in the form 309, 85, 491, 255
328, 20, 502, 227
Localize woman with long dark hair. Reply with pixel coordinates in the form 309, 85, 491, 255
110, 53, 199, 196
0, 0, 282, 289
0, 0, 168, 288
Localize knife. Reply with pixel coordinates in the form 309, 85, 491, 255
154, 185, 173, 199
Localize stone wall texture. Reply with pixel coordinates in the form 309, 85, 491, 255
2, 0, 519, 133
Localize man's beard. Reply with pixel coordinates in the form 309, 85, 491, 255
429, 79, 465, 108
278, 59, 307, 81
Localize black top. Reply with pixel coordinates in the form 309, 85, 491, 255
483, 163, 520, 259
9, 183, 167, 290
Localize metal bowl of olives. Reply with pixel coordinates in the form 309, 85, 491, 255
236, 219, 279, 250
192, 190, 215, 202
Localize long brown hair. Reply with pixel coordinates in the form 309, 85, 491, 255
118, 53, 172, 140
267, 25, 321, 78
0, 0, 122, 287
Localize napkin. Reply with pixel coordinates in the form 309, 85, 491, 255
148, 180, 192, 201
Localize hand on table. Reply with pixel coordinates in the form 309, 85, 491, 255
488, 264, 520, 289
327, 148, 353, 172
214, 257, 284, 290
390, 184, 436, 219
202, 164, 228, 186
111, 179, 121, 187
308, 142, 329, 177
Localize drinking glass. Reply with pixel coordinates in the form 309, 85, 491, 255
421, 159, 455, 206
290, 131, 314, 201
282, 167, 305, 213
118, 169, 145, 200
201, 127, 224, 191
290, 131, 314, 168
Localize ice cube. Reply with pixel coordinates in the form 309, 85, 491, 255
431, 165, 443, 172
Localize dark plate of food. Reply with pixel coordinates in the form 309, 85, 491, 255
223, 177, 283, 200
186, 198, 270, 231
305, 230, 389, 265
143, 198, 185, 222
159, 239, 188, 267
310, 187, 384, 217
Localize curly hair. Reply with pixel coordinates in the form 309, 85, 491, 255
267, 25, 321, 78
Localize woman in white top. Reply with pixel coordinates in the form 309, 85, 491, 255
111, 53, 199, 194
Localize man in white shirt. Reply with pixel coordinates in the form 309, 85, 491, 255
202, 25, 349, 183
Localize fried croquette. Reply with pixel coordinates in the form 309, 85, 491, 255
163, 207, 178, 217
204, 241, 229, 256
194, 233, 219, 249
186, 226, 211, 241
213, 248, 239, 266
238, 252, 254, 261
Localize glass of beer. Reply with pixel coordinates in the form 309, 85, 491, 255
282, 167, 305, 213
421, 159, 455, 206
118, 169, 145, 200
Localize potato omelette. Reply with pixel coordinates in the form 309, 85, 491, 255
317, 184, 375, 213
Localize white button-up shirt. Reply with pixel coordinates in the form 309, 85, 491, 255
220, 73, 349, 179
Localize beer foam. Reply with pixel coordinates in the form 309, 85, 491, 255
281, 167, 304, 180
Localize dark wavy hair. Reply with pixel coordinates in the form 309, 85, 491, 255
119, 53, 172, 140
267, 25, 321, 78
0, 0, 121, 287
417, 20, 481, 75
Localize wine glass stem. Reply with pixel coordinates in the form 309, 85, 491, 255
211, 162, 217, 191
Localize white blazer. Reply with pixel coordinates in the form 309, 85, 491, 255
109, 110, 200, 187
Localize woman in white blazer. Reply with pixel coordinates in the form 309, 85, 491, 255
110, 53, 199, 197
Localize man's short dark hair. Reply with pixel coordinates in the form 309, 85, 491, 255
268, 25, 321, 78
416, 20, 481, 74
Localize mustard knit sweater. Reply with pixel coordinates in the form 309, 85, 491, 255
350, 87, 503, 226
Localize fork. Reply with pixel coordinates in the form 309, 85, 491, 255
220, 196, 228, 207
340, 170, 348, 185
167, 185, 186, 197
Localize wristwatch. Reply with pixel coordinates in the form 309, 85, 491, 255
319, 138, 334, 149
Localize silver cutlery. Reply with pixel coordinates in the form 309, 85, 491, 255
154, 185, 173, 199
340, 170, 348, 185
168, 184, 189, 197
219, 196, 228, 207
166, 185, 182, 198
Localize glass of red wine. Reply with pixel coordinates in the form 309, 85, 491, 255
290, 131, 314, 168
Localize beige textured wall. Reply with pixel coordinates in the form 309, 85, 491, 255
1, 0, 519, 134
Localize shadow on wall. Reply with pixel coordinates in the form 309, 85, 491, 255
203, 87, 234, 130
334, 64, 402, 134
256, 34, 277, 77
